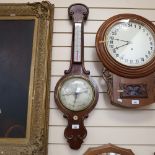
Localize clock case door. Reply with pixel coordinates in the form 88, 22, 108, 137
96, 14, 155, 108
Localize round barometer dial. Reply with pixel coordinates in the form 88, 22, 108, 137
96, 14, 155, 78
106, 19, 155, 67
58, 76, 95, 111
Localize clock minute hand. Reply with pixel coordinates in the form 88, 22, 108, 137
114, 42, 129, 50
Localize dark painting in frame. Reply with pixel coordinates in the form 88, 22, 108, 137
0, 1, 53, 154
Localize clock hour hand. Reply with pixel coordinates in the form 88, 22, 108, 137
114, 38, 130, 43
99, 39, 130, 44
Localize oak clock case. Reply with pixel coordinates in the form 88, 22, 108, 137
84, 143, 135, 155
54, 4, 98, 149
96, 14, 155, 108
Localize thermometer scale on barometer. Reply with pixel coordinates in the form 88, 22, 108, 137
74, 23, 82, 62
54, 4, 98, 149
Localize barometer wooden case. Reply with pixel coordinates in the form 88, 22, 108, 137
54, 4, 98, 149
96, 14, 155, 108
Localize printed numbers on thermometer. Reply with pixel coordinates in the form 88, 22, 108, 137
74, 23, 82, 62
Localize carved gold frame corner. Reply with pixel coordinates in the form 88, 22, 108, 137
0, 1, 54, 154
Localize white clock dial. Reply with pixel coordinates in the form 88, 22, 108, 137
59, 77, 94, 111
105, 19, 155, 67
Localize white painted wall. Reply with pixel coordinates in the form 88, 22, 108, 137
1, 0, 155, 154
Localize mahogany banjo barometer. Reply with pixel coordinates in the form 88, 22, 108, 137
96, 14, 155, 108
54, 4, 98, 149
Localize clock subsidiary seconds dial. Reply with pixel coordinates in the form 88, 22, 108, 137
106, 20, 155, 67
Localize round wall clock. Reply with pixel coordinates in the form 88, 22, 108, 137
96, 14, 155, 108
54, 4, 98, 149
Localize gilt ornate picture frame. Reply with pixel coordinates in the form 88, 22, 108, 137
0, 1, 53, 154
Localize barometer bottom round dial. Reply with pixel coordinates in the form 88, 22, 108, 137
56, 76, 95, 111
